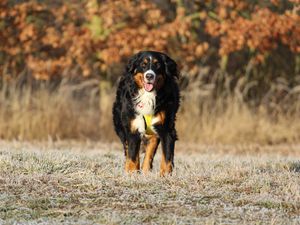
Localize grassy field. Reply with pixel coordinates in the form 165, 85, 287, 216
0, 141, 300, 224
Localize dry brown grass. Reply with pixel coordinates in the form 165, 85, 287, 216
1, 79, 300, 144
0, 141, 299, 224
0, 80, 114, 141
178, 97, 300, 144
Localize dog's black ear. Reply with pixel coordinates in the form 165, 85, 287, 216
126, 51, 142, 74
162, 53, 178, 79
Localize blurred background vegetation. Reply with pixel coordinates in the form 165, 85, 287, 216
0, 0, 299, 144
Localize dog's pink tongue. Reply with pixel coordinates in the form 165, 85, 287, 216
144, 83, 154, 92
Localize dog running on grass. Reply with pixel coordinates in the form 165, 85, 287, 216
113, 51, 180, 176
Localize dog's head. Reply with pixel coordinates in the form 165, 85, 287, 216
126, 51, 178, 92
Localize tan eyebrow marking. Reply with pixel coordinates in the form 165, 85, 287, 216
143, 58, 149, 64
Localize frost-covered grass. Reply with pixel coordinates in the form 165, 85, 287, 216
0, 141, 300, 224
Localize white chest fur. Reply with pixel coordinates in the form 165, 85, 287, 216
132, 89, 157, 135
133, 89, 156, 115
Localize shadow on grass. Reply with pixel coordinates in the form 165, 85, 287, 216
289, 162, 300, 173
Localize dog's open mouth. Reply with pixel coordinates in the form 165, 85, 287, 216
143, 82, 154, 92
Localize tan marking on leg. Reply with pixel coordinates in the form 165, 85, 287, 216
125, 143, 140, 173
160, 153, 173, 176
125, 158, 140, 173
130, 118, 138, 133
152, 111, 166, 126
142, 135, 159, 173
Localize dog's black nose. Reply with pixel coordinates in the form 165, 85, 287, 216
145, 73, 154, 80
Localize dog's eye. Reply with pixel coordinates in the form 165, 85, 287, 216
154, 62, 160, 68
141, 62, 147, 68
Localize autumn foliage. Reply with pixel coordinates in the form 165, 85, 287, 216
0, 0, 300, 142
0, 0, 299, 94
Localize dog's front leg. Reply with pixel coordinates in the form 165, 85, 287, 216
142, 136, 160, 173
152, 111, 176, 176
159, 132, 175, 176
125, 133, 141, 173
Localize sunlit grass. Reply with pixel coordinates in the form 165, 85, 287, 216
0, 141, 299, 224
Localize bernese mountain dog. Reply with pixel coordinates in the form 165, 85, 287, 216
113, 51, 180, 176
